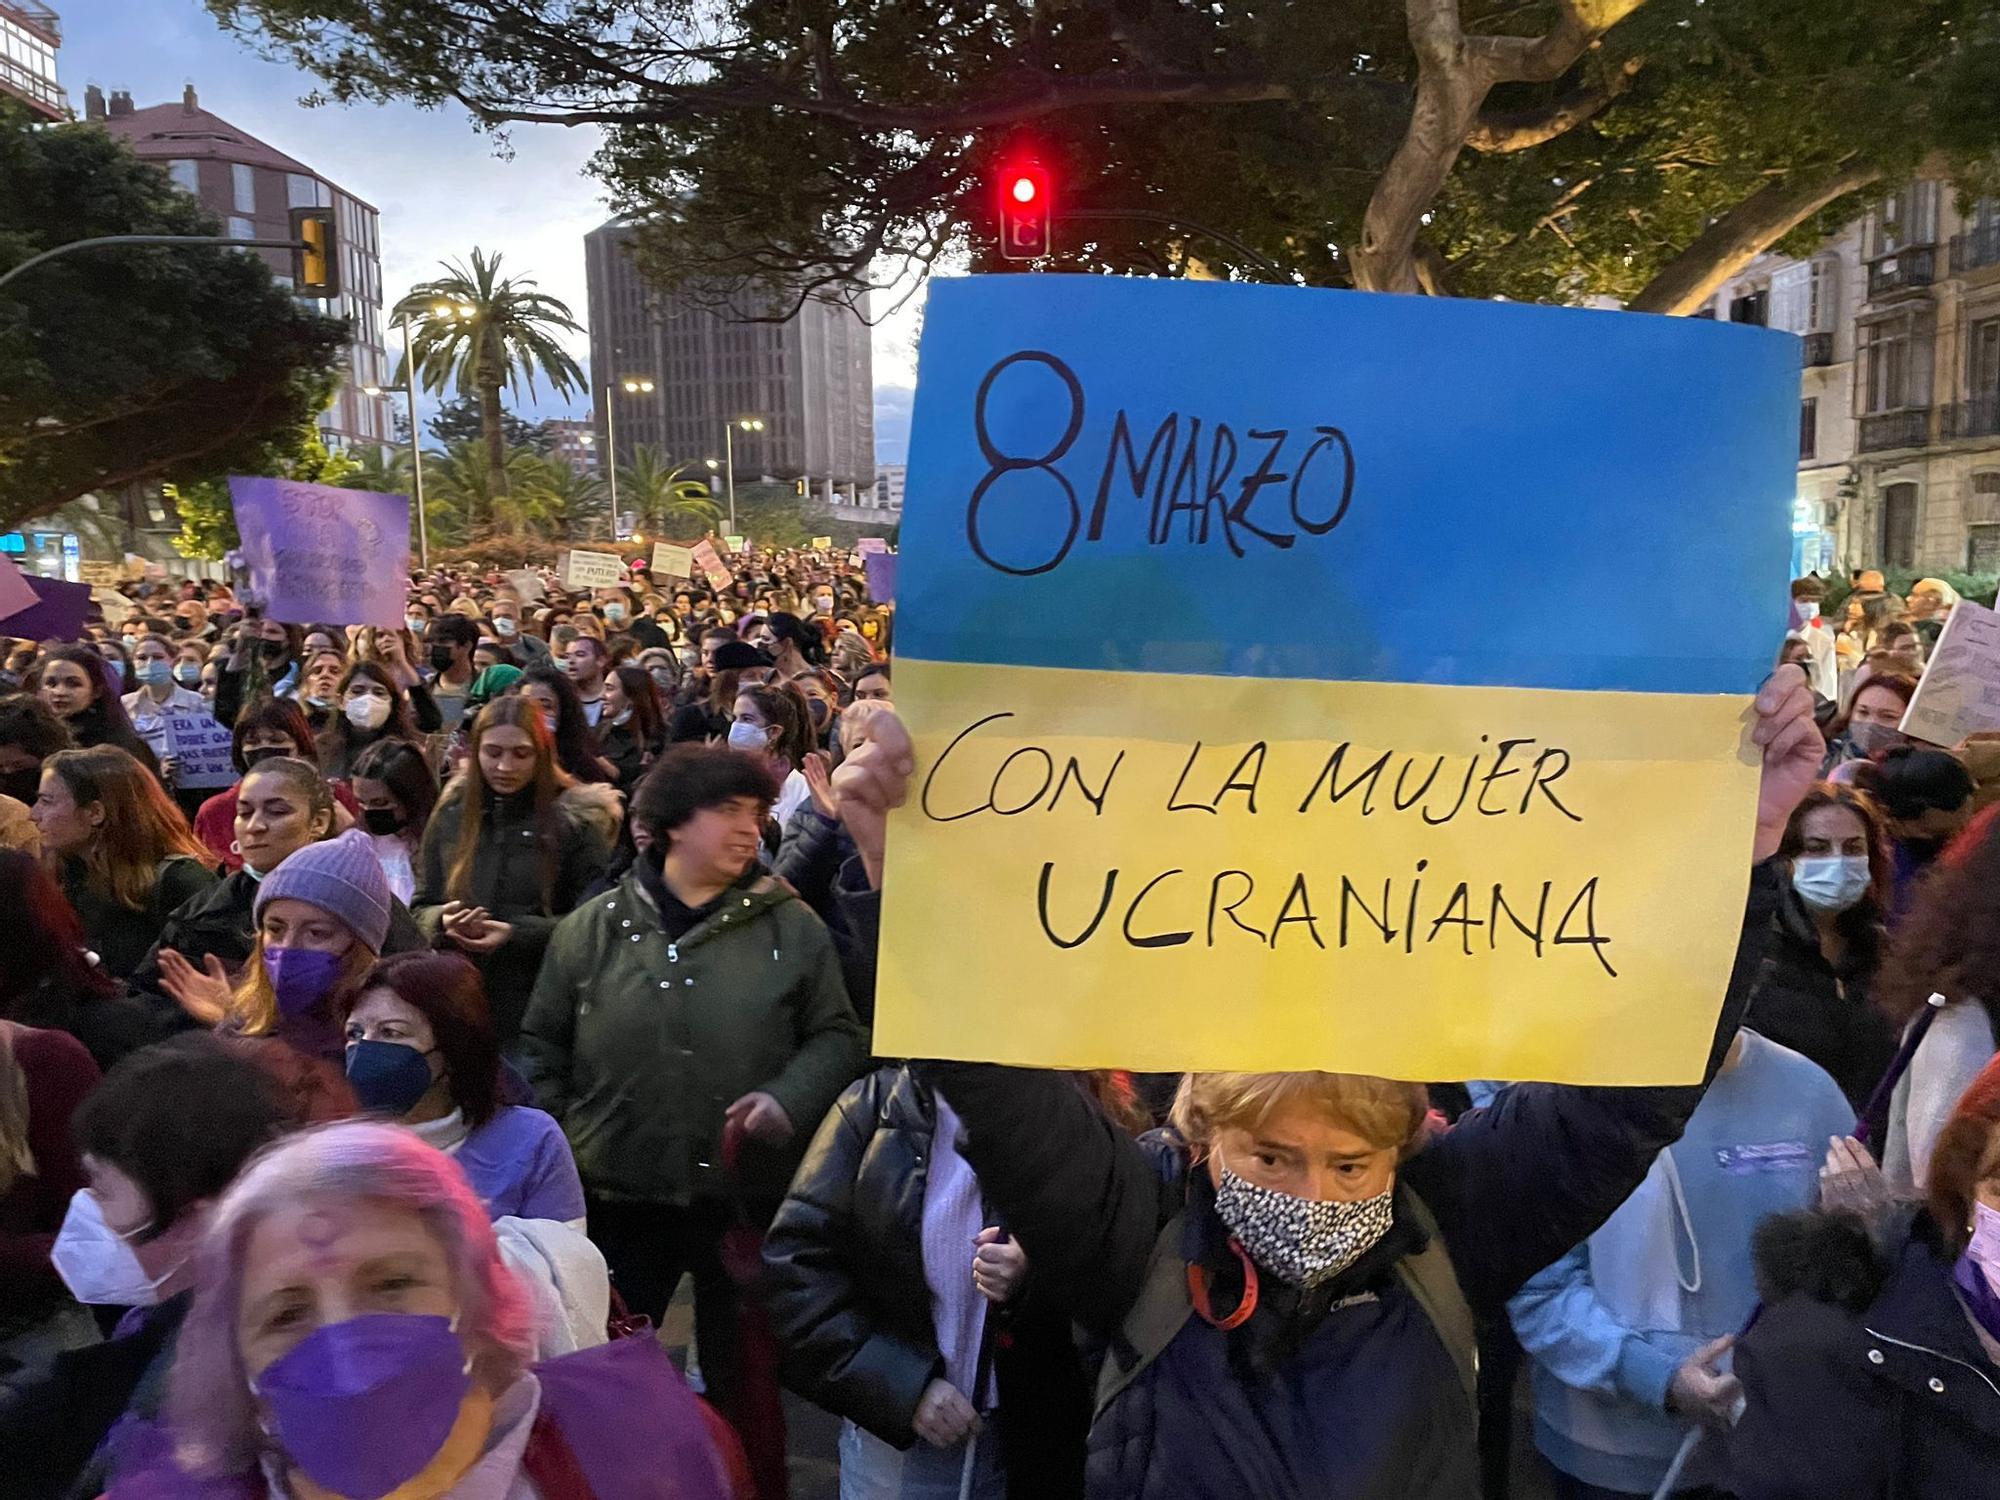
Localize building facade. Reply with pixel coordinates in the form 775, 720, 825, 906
1703, 182, 2000, 577
585, 219, 876, 495
88, 83, 393, 454
542, 418, 600, 474
0, 1, 61, 119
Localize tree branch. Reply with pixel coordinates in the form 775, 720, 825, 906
1467, 55, 1642, 152
1628, 159, 1880, 315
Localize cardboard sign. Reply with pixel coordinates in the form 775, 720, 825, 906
691, 540, 733, 590
165, 709, 239, 790
875, 275, 1795, 1085
562, 549, 625, 590
722, 535, 746, 554
0, 574, 91, 640
857, 537, 891, 556
862, 551, 898, 603
1902, 600, 2000, 745
230, 477, 411, 628
77, 561, 123, 586
0, 555, 36, 619
811, 536, 834, 551
503, 569, 546, 604
651, 543, 695, 580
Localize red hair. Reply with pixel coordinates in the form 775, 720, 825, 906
1929, 1052, 2000, 1256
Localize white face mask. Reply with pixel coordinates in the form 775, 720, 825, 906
51, 1189, 179, 1306
727, 720, 769, 753
345, 695, 391, 731
1792, 854, 1871, 913
494, 618, 517, 637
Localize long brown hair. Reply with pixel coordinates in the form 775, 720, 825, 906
448, 697, 570, 910
1775, 784, 1894, 912
736, 681, 815, 771
44, 745, 210, 910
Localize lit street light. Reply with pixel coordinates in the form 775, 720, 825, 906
723, 416, 764, 536
606, 377, 654, 541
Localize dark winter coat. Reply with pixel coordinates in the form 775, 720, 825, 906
2, 975, 179, 1073
909, 862, 1780, 1500
763, 1065, 1091, 1499
1731, 1208, 2000, 1499
60, 855, 218, 981
1745, 884, 1896, 1109
412, 779, 615, 1040
516, 868, 867, 1208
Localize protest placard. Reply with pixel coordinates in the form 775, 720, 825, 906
856, 537, 890, 556
1901, 599, 2000, 746
651, 542, 695, 580
165, 709, 240, 790
77, 561, 123, 586
811, 536, 834, 551
503, 569, 545, 604
562, 549, 625, 590
230, 478, 410, 628
0, 574, 91, 639
875, 276, 1795, 1086
722, 535, 746, 554
862, 551, 897, 603
0, 555, 36, 619
691, 540, 732, 590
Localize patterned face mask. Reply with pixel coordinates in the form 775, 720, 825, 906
1213, 1166, 1395, 1288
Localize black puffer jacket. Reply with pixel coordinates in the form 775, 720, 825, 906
1731, 1209, 2000, 1499
1745, 884, 1896, 1109
914, 863, 1781, 1500
763, 1064, 1090, 1499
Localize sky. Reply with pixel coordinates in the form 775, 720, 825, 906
60, 1, 922, 463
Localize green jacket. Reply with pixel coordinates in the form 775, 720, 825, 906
516, 868, 867, 1206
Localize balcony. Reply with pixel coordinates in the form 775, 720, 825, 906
1942, 394, 2000, 441
1802, 331, 1836, 367
1953, 225, 2000, 275
1868, 246, 1937, 298
1858, 408, 1932, 452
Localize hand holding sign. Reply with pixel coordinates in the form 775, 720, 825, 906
1751, 664, 1823, 861
830, 703, 915, 891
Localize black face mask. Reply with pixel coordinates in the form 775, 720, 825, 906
259, 639, 289, 663
242, 746, 288, 770
429, 645, 456, 673
0, 766, 41, 806
362, 806, 406, 836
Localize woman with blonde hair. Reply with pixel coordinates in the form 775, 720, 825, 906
413, 696, 612, 1042
28, 745, 216, 979
109, 1120, 742, 1498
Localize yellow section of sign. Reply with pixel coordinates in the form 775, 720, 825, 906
876, 658, 1761, 1085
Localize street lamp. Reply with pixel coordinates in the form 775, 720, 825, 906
723, 416, 765, 536
605, 377, 654, 541
364, 309, 433, 569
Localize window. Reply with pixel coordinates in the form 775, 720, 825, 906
166, 158, 199, 194
1860, 313, 1934, 412
1875, 183, 1941, 256
1880, 483, 1919, 568
286, 173, 328, 208
1973, 319, 2000, 396
227, 216, 255, 243
1729, 290, 1769, 326
232, 163, 255, 214
1800, 398, 1818, 460
1970, 525, 2000, 573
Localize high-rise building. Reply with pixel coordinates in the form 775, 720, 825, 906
0, 1, 62, 120
1703, 182, 2000, 575
87, 83, 393, 454
543, 418, 600, 475
584, 219, 876, 496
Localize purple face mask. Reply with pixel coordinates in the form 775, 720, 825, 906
263, 946, 345, 1018
253, 1312, 471, 1499
1952, 1202, 2000, 1345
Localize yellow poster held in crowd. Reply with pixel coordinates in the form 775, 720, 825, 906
874, 276, 1796, 1086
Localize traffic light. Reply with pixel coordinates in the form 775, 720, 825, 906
289, 206, 339, 298
997, 158, 1052, 262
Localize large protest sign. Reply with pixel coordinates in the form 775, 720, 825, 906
231, 478, 410, 628
0, 555, 36, 618
165, 709, 239, 789
1902, 599, 2000, 745
691, 540, 732, 590
563, 549, 625, 590
651, 542, 695, 580
875, 276, 1794, 1086
862, 551, 898, 603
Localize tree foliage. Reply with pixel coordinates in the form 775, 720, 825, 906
393, 250, 585, 526
204, 0, 2000, 315
426, 393, 552, 453
617, 445, 721, 540
0, 100, 348, 533
168, 430, 359, 560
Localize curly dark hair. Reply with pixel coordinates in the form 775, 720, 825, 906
631, 743, 777, 837
1875, 810, 2000, 1032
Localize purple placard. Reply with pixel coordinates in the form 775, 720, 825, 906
0, 575, 92, 640
862, 550, 898, 604
231, 476, 411, 627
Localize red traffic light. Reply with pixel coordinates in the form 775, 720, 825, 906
997, 159, 1052, 262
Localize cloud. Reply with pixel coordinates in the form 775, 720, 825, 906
874, 386, 915, 467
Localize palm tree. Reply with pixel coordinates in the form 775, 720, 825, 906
518, 456, 609, 542
339, 444, 411, 497
619, 445, 723, 539
420, 440, 549, 547
393, 250, 586, 528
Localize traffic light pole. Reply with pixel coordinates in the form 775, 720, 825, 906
0, 233, 310, 292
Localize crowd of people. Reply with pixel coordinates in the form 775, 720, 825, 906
0, 548, 1994, 1500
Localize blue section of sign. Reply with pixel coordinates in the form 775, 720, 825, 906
898, 276, 1796, 694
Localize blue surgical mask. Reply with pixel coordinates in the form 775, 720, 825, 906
174, 664, 202, 688
136, 659, 173, 688
1792, 854, 1870, 913
604, 603, 628, 625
